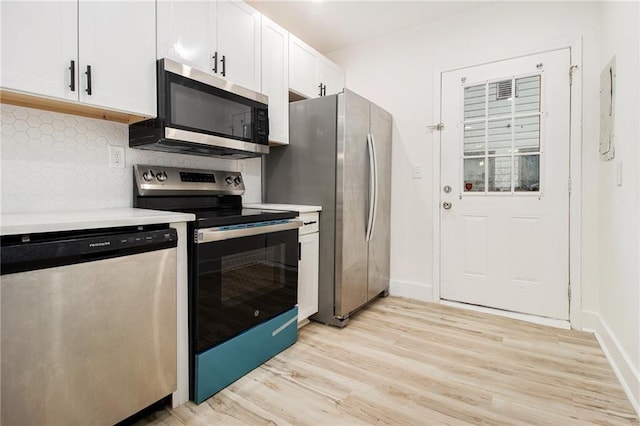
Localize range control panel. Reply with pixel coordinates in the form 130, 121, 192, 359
134, 164, 245, 196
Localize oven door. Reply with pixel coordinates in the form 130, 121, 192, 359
191, 222, 300, 353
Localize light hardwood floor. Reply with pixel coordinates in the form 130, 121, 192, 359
137, 297, 639, 425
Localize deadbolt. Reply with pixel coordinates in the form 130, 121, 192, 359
443, 185, 452, 193
443, 202, 452, 210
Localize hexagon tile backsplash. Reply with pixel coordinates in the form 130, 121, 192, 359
0, 104, 262, 213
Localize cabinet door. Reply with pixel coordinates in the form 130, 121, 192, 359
289, 34, 321, 99
0, 1, 77, 101
157, 1, 214, 73
298, 232, 319, 322
78, 1, 156, 116
319, 57, 345, 96
216, 0, 261, 91
261, 16, 289, 145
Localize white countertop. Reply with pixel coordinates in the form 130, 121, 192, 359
244, 203, 322, 213
0, 208, 195, 235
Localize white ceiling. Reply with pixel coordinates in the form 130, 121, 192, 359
247, 1, 496, 54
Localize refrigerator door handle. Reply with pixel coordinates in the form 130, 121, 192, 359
366, 133, 376, 242
370, 133, 379, 241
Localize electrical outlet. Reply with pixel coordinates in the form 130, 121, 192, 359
412, 164, 423, 179
108, 146, 125, 169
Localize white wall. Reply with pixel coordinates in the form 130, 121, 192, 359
328, 0, 639, 411
328, 1, 602, 308
593, 0, 640, 410
0, 104, 262, 213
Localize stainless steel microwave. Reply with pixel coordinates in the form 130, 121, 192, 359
129, 59, 269, 159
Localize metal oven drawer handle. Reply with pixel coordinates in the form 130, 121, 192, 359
196, 220, 302, 243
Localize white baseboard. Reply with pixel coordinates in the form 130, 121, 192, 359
389, 280, 433, 302
582, 311, 640, 416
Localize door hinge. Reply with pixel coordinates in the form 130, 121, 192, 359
569, 65, 578, 85
568, 282, 572, 301
427, 123, 444, 131
568, 177, 572, 194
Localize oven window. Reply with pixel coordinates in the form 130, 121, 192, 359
220, 245, 285, 306
193, 230, 298, 352
170, 82, 253, 141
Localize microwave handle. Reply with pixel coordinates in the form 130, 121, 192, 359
212, 51, 218, 74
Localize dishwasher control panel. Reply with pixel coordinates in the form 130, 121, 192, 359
1, 226, 177, 275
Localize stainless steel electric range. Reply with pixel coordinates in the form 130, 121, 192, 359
133, 164, 301, 403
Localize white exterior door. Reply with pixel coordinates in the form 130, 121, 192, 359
440, 49, 571, 320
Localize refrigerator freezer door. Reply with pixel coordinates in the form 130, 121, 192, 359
335, 90, 371, 317
367, 102, 392, 299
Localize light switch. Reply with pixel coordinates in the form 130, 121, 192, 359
412, 164, 423, 179
616, 161, 622, 186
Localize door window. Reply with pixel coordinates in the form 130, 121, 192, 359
462, 74, 542, 194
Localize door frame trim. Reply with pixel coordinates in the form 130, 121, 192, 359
432, 38, 583, 329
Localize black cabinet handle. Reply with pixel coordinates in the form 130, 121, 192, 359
69, 60, 75, 92
298, 242, 302, 261
85, 65, 92, 95
318, 83, 323, 97
303, 221, 317, 226
322, 84, 327, 96
212, 51, 218, 73
221, 55, 226, 77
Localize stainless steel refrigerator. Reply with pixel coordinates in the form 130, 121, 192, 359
265, 89, 392, 327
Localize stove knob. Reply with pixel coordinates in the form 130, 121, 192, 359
142, 170, 155, 181
156, 171, 167, 182
225, 176, 234, 185
234, 176, 242, 185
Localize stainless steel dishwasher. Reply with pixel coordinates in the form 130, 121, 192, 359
0, 224, 178, 426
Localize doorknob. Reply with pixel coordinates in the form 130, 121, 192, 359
443, 202, 452, 210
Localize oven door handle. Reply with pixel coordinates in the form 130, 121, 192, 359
196, 220, 302, 243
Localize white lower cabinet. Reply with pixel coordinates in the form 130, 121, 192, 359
298, 219, 319, 323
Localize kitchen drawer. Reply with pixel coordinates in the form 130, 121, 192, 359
298, 212, 319, 235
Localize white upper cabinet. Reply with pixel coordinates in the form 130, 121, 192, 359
261, 16, 289, 145
79, 1, 156, 116
1, 1, 77, 101
216, 0, 261, 91
318, 56, 345, 97
289, 34, 321, 99
157, 0, 261, 92
157, 1, 213, 72
0, 0, 156, 117
289, 34, 344, 99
